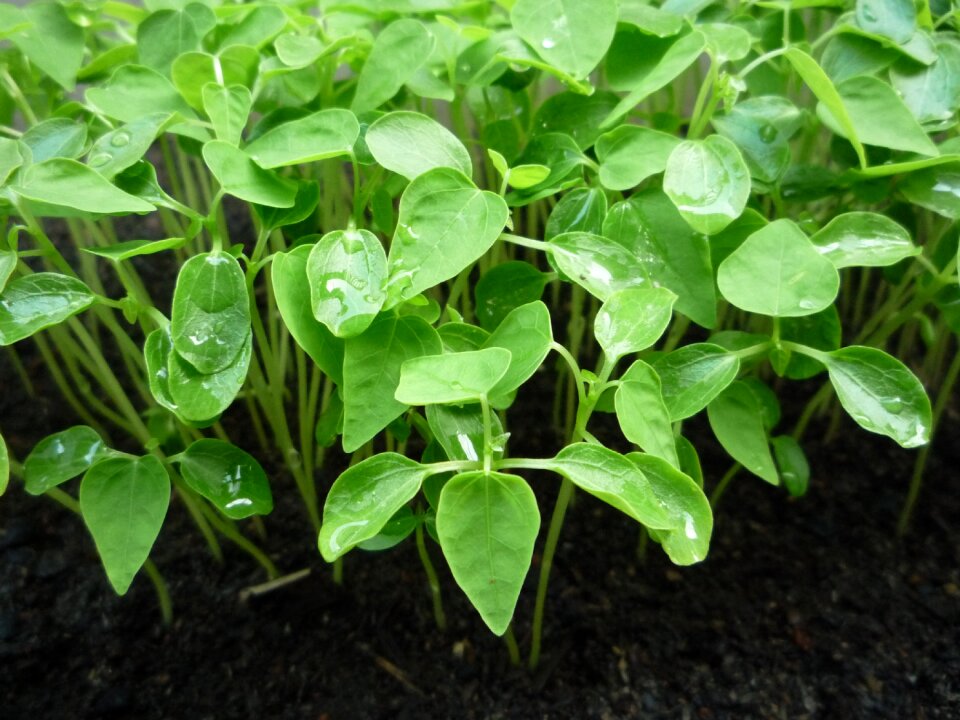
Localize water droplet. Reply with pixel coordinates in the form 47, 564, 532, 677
759, 124, 777, 143
88, 152, 112, 167
798, 299, 818, 310
110, 131, 131, 147
880, 396, 903, 413
541, 38, 556, 49
450, 381, 465, 391
861, 6, 877, 23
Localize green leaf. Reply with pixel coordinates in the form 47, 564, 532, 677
628, 453, 711, 565
0, 138, 22, 186
616, 360, 679, 468
0, 273, 96, 345
178, 439, 273, 519
810, 212, 919, 268
817, 75, 937, 156
80, 455, 169, 595
712, 97, 803, 185
351, 19, 436, 113
506, 164, 551, 189
218, 5, 286, 50
87, 113, 172, 180
170, 253, 250, 375
83, 236, 186, 263
13, 159, 155, 215
426, 403, 505, 463
436, 471, 540, 635
603, 31, 706, 126
21, 118, 87, 163
718, 219, 840, 317
901, 159, 960, 217
823, 346, 932, 448
342, 314, 442, 452
86, 65, 197, 125
595, 287, 677, 362
137, 8, 202, 75
707, 381, 779, 485
318, 453, 430, 561
171, 47, 259, 111
244, 109, 360, 168
547, 232, 644, 301
544, 187, 607, 239
202, 140, 297, 208
272, 245, 344, 385
439, 322, 491, 352
856, 0, 915, 45
596, 125, 680, 191
144, 328, 178, 413
275, 33, 324, 68
0, 433, 7, 496
357, 506, 419, 551
890, 38, 960, 125
821, 33, 898, 84
531, 91, 621, 150
785, 48, 866, 168
202, 84, 252, 146
474, 261, 549, 331
663, 135, 751, 235
254, 180, 321, 232
0, 2, 83, 90
771, 435, 810, 497
366, 111, 472, 180
652, 343, 741, 421
510, 0, 616, 80
24, 426, 107, 495
699, 22, 753, 63
396, 347, 512, 405
549, 443, 675, 529
506, 133, 584, 205
167, 334, 252, 424
385, 168, 508, 307
618, 2, 684, 37
603, 191, 716, 329
482, 301, 553, 401
307, 229, 387, 338
0, 249, 14, 292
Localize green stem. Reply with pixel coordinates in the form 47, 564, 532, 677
415, 519, 446, 630
504, 624, 521, 666
143, 559, 174, 625
710, 463, 741, 509
529, 358, 613, 669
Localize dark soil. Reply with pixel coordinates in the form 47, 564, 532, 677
2, 345, 958, 719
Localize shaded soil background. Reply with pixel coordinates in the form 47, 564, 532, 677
1, 347, 958, 719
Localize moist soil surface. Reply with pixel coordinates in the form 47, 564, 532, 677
1, 351, 958, 720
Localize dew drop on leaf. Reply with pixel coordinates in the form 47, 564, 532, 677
759, 124, 777, 143
110, 131, 131, 147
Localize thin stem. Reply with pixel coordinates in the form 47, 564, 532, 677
503, 624, 521, 666
143, 559, 173, 625
710, 463, 741, 509
415, 519, 446, 630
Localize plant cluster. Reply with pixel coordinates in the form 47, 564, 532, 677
0, 0, 957, 667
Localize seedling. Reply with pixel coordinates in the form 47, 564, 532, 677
0, 0, 955, 668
